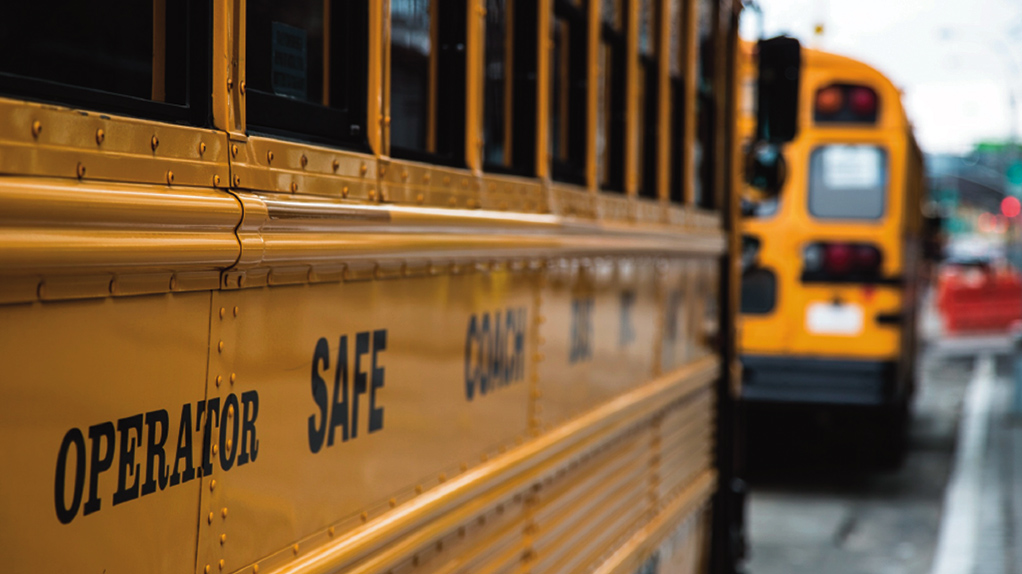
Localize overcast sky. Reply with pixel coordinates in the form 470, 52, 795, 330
745, 0, 1022, 154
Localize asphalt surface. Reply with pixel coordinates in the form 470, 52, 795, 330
742, 344, 985, 574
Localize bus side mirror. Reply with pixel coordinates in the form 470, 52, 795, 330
745, 36, 800, 198
755, 36, 800, 144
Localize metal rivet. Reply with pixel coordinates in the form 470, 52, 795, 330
205, 565, 210, 574
31, 120, 42, 138
342, 186, 349, 198
227, 78, 234, 91
219, 559, 225, 571
389, 498, 397, 508
218, 341, 224, 353
166, 171, 174, 184
416, 194, 424, 203
210, 479, 217, 491
328, 526, 335, 537
443, 176, 451, 184
216, 375, 222, 387
423, 173, 431, 183
151, 135, 159, 151
170, 275, 178, 290
415, 485, 423, 494
213, 174, 221, 187
369, 189, 376, 201
227, 439, 233, 450
300, 154, 308, 168
231, 144, 239, 158
253, 566, 258, 574
230, 373, 236, 385
240, 81, 246, 95
379, 165, 386, 176
360, 163, 368, 176
402, 171, 409, 181
384, 116, 391, 126
291, 182, 298, 193
199, 142, 207, 155
222, 507, 228, 519
220, 534, 227, 545
438, 473, 447, 482
234, 175, 241, 187
95, 129, 104, 144
208, 511, 214, 524
267, 150, 274, 163
360, 512, 369, 522
212, 444, 218, 455
292, 544, 299, 555
332, 158, 340, 171
219, 307, 225, 319
77, 163, 86, 179
233, 306, 239, 317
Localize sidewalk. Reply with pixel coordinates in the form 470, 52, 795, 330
930, 350, 1022, 574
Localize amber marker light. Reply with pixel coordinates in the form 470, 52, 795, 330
815, 86, 844, 115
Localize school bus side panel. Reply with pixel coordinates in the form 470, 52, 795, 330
0, 293, 212, 574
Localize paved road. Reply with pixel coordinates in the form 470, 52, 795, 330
742, 347, 987, 574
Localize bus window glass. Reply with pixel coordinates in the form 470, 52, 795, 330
808, 145, 887, 220
599, 2, 625, 191
248, 1, 325, 104
692, 0, 715, 208
391, 0, 433, 151
550, 0, 587, 184
0, 1, 197, 119
248, 0, 368, 146
484, 0, 510, 167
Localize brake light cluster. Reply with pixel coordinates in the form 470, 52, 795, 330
803, 241, 883, 282
813, 84, 879, 124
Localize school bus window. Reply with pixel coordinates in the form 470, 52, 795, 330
0, 1, 204, 123
549, 0, 587, 184
667, 0, 685, 203
483, 0, 534, 175
247, 0, 369, 147
808, 145, 888, 220
637, 0, 659, 199
693, 0, 716, 208
391, 0, 467, 165
598, 1, 626, 192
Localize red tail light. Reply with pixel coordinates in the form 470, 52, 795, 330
815, 87, 843, 115
849, 87, 877, 116
803, 241, 883, 281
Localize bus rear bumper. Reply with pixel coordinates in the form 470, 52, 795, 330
740, 355, 897, 406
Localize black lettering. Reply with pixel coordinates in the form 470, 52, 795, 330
141, 410, 169, 496
328, 335, 349, 445
193, 400, 206, 477
351, 331, 370, 439
200, 399, 220, 477
465, 314, 478, 400
238, 391, 259, 465
479, 313, 490, 395
219, 395, 240, 471
169, 402, 195, 486
491, 311, 503, 387
369, 329, 386, 433
515, 309, 526, 381
83, 421, 115, 515
54, 428, 86, 524
112, 414, 143, 505
309, 338, 330, 453
620, 291, 636, 347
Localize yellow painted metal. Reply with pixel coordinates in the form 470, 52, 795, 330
466, 0, 485, 172
682, 0, 699, 205
656, 0, 672, 202
213, 0, 245, 135
586, 0, 602, 190
535, 0, 552, 180
0, 98, 229, 189
0, 293, 213, 574
624, 0, 640, 196
373, 0, 387, 156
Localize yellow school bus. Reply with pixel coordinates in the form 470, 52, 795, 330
0, 1, 789, 573
739, 47, 924, 463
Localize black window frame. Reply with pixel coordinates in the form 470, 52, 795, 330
598, 5, 627, 193
0, 0, 212, 127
